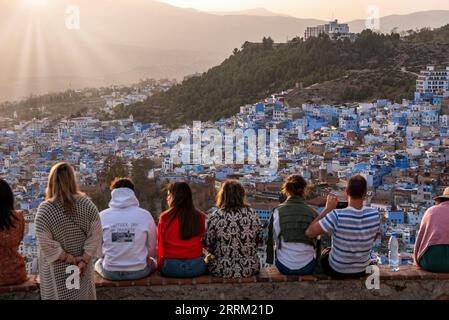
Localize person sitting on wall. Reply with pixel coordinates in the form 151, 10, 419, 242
157, 182, 207, 278
95, 177, 157, 281
205, 180, 262, 278
266, 175, 318, 276
0, 179, 27, 286
414, 187, 449, 273
306, 175, 380, 279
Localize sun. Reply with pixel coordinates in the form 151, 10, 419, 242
24, 0, 49, 7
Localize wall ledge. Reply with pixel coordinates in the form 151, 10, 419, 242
94, 266, 449, 287
0, 276, 39, 294
2, 266, 449, 300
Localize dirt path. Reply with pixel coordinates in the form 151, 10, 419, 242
400, 67, 420, 77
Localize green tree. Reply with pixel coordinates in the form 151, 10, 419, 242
262, 36, 274, 49
131, 158, 161, 219
90, 156, 129, 210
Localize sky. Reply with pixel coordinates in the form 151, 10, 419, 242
158, 0, 449, 21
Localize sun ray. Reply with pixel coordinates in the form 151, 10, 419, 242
24, 0, 49, 8
1, 0, 127, 100
13, 10, 36, 99
32, 7, 51, 95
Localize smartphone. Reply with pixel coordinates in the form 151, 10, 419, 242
336, 201, 348, 209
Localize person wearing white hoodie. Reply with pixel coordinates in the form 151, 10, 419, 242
94, 178, 157, 281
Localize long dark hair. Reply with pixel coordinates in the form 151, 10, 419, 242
163, 182, 203, 240
0, 179, 18, 231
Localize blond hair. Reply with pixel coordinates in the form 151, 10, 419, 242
45, 162, 84, 214
216, 180, 248, 212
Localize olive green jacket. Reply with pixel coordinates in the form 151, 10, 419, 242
266, 196, 318, 264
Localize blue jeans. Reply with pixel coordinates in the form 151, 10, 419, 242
161, 257, 207, 278
275, 258, 316, 276
95, 258, 154, 281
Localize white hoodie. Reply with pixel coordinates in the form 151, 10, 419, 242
99, 188, 157, 272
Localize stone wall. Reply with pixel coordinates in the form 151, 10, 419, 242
96, 280, 449, 300
2, 266, 449, 300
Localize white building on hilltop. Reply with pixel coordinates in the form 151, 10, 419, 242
304, 20, 354, 41
416, 66, 449, 95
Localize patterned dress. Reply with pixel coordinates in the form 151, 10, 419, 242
205, 207, 262, 278
35, 196, 102, 300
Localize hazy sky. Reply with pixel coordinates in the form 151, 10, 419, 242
158, 0, 449, 21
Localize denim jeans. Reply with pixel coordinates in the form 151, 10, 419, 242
95, 258, 154, 281
275, 258, 316, 276
160, 257, 207, 278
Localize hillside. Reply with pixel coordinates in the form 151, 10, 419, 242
119, 25, 449, 127
348, 10, 449, 33
0, 0, 322, 101
285, 69, 417, 106
287, 25, 449, 106
208, 8, 291, 17
2, 0, 449, 101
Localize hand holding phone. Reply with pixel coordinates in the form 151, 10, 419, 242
325, 194, 339, 211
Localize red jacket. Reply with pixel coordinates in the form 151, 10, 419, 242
157, 210, 206, 268
0, 211, 27, 286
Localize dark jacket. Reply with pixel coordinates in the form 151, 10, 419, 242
266, 196, 318, 264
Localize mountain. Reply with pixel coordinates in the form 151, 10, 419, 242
1, 0, 449, 102
117, 25, 449, 128
209, 8, 291, 17
348, 10, 449, 33
0, 0, 322, 101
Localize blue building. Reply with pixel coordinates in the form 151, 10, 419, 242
133, 122, 143, 133
215, 167, 234, 181
255, 102, 265, 113
182, 164, 205, 173
254, 208, 273, 239
414, 92, 434, 101
306, 116, 328, 131
394, 155, 409, 170
388, 211, 405, 225
392, 112, 408, 126
329, 132, 343, 142
433, 95, 444, 106
374, 164, 392, 187
255, 209, 272, 226
30, 198, 43, 209
353, 162, 369, 173
376, 99, 389, 108
339, 115, 358, 132
318, 106, 338, 122
338, 147, 352, 156
23, 234, 37, 246
352, 160, 392, 188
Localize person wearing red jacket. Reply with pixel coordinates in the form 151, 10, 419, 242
0, 179, 27, 287
157, 182, 207, 278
